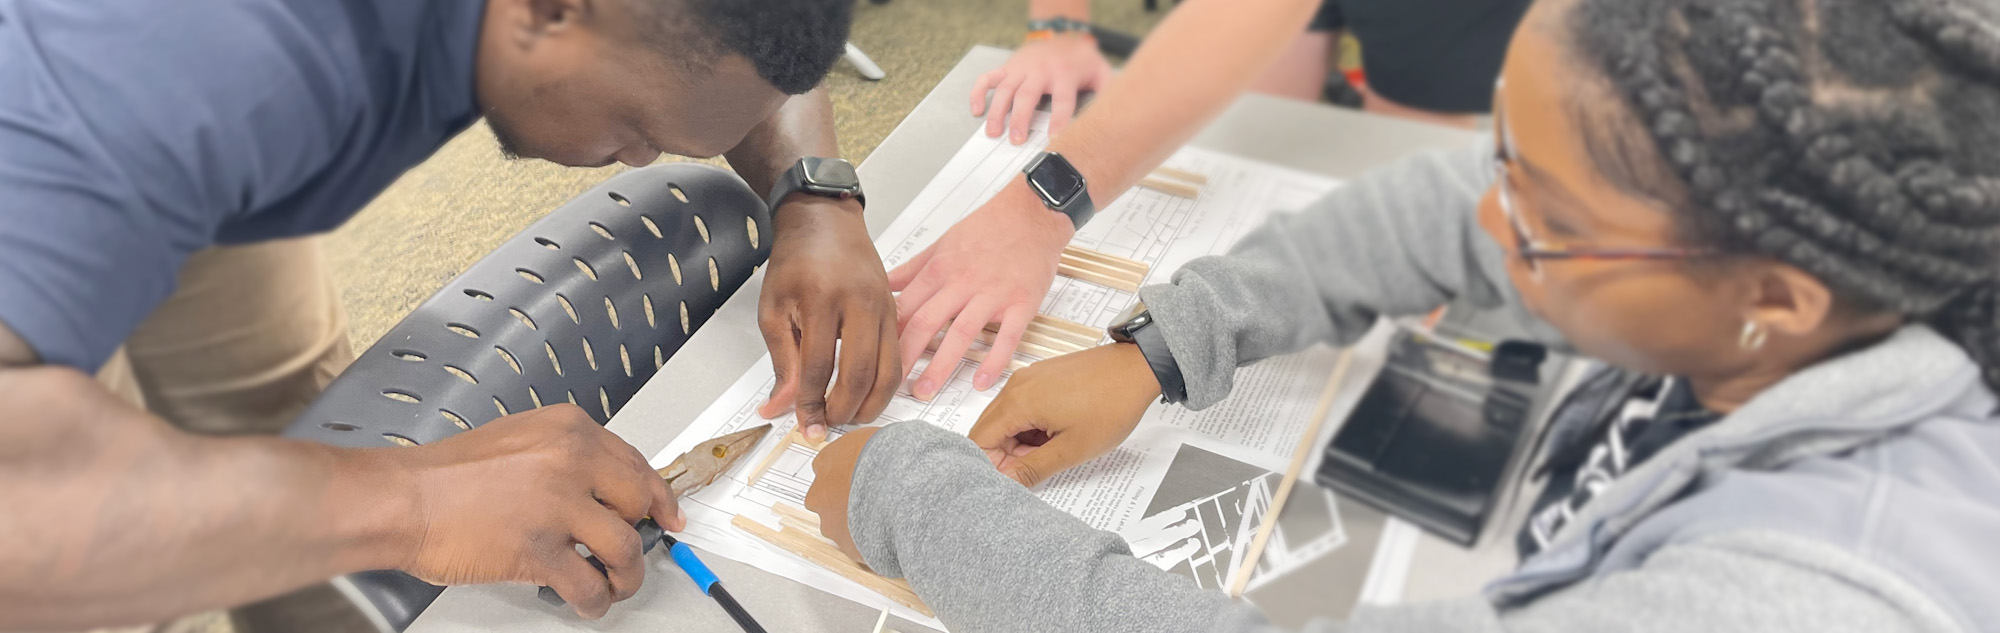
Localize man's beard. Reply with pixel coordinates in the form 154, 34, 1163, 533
487, 111, 529, 161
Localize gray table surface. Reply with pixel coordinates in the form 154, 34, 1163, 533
408, 45, 1516, 633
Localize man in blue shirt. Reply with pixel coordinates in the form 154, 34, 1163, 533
0, 0, 902, 629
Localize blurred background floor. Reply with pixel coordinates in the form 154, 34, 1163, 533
327, 0, 1168, 352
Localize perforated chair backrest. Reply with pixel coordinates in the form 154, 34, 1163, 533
288, 163, 769, 447
282, 164, 769, 632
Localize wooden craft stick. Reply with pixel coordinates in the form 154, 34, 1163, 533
770, 502, 824, 533
1001, 336, 1073, 361
948, 344, 1031, 373
990, 329, 1087, 357
742, 428, 799, 489
1151, 166, 1211, 185
1062, 247, 1148, 276
927, 329, 1077, 364
1030, 312, 1106, 340
1225, 349, 1358, 598
1057, 247, 1149, 292
992, 313, 1104, 350
1138, 176, 1201, 199
778, 514, 823, 538
1013, 316, 1101, 348
942, 328, 1081, 361
872, 607, 893, 633
1057, 254, 1136, 279
1059, 263, 1143, 293
732, 514, 935, 616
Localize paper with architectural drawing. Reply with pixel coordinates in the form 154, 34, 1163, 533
650, 112, 1380, 629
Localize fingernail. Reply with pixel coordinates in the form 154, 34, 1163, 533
805, 424, 825, 441
673, 507, 688, 531
974, 374, 994, 391
917, 379, 938, 399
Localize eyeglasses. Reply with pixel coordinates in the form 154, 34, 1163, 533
1491, 90, 1707, 282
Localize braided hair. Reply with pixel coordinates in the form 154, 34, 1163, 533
1567, 0, 2000, 390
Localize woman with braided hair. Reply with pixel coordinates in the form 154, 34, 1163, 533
798, 0, 1999, 631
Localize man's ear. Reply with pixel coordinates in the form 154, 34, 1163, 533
514, 0, 592, 38
1746, 262, 1836, 339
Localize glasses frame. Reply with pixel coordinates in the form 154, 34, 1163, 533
1490, 88, 1709, 281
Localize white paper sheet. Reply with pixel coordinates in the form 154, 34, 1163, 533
651, 113, 1363, 629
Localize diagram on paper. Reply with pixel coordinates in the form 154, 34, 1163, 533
1131, 445, 1348, 593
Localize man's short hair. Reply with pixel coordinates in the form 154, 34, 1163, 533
627, 0, 855, 95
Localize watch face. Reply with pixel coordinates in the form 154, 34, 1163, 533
1029, 153, 1087, 206
802, 158, 860, 190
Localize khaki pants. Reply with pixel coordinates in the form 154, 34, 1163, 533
96, 236, 354, 433
89, 236, 371, 633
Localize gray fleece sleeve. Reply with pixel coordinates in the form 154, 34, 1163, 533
849, 420, 1290, 633
1139, 146, 1559, 410
847, 426, 1938, 633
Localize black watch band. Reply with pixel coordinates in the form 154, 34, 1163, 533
1132, 325, 1187, 404
1028, 17, 1092, 33
1108, 309, 1188, 404
765, 157, 864, 214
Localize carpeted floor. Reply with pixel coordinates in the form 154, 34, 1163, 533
327, 0, 1168, 352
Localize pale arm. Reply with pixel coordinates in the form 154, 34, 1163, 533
898, 0, 1326, 398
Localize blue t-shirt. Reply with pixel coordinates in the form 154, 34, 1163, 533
0, 0, 483, 371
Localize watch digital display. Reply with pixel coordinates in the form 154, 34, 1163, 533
803, 157, 858, 189
1029, 153, 1086, 206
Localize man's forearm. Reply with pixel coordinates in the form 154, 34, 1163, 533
1049, 0, 1320, 204
724, 88, 846, 206
0, 366, 414, 630
1031, 0, 1092, 20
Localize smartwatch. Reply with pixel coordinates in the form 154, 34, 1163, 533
1107, 302, 1188, 404
1022, 152, 1095, 231
1027, 17, 1092, 34
765, 157, 865, 213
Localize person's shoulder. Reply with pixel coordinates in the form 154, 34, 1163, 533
10, 0, 367, 132
4, 0, 368, 205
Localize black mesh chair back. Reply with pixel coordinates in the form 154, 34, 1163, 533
283, 163, 771, 631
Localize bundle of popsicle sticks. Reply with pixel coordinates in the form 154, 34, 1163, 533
1137, 166, 1209, 200
1059, 246, 1150, 293
923, 312, 1105, 373
731, 502, 935, 617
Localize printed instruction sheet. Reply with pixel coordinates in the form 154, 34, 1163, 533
651, 113, 1390, 629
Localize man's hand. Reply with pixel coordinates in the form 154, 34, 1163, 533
397, 404, 681, 620
972, 34, 1115, 144
757, 197, 900, 440
967, 344, 1159, 487
0, 365, 675, 629
803, 426, 881, 563
890, 183, 1074, 400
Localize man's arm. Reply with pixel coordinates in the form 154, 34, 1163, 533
0, 320, 681, 629
1031, 0, 1090, 22
726, 89, 900, 441
0, 360, 412, 628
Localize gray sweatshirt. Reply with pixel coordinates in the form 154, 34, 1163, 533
846, 147, 1999, 633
